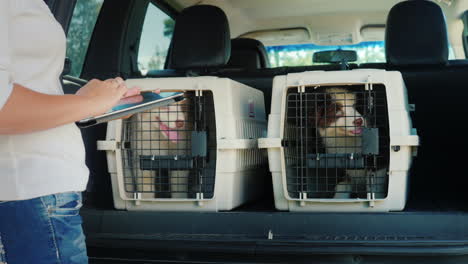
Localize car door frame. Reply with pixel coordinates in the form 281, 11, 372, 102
43, 0, 77, 33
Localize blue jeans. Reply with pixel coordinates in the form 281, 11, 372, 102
0, 192, 88, 264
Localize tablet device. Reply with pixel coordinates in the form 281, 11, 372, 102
76, 92, 185, 128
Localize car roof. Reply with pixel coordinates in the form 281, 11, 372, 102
168, 0, 466, 52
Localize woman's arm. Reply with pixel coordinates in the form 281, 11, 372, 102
0, 3, 142, 135
0, 79, 133, 134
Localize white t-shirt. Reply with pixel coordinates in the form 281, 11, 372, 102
0, 0, 89, 200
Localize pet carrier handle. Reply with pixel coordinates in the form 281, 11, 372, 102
258, 138, 282, 149
390, 135, 419, 157
97, 140, 119, 151
218, 139, 258, 150
390, 135, 419, 147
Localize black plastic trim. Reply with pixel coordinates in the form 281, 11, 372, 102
150, 0, 179, 19
82, 208, 468, 256
43, 0, 77, 33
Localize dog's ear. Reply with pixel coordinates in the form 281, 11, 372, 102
313, 94, 343, 127
310, 93, 338, 128
308, 93, 323, 127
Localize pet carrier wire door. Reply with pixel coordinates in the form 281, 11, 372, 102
259, 69, 419, 212
98, 77, 267, 211
124, 92, 214, 200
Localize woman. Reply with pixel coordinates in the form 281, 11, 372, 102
0, 1, 142, 263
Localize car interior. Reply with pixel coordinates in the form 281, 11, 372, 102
55, 0, 468, 261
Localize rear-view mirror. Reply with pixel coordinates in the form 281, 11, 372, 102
313, 50, 357, 63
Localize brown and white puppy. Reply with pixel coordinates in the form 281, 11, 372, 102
315, 87, 365, 155
132, 98, 192, 199
313, 87, 385, 199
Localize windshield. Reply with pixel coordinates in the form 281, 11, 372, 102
266, 41, 457, 67
266, 41, 385, 67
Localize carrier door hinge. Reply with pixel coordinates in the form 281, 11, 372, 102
132, 193, 142, 206
298, 85, 305, 93
268, 230, 274, 240
196, 193, 204, 207
365, 75, 373, 90
299, 192, 308, 207
97, 140, 119, 151
367, 175, 376, 207
195, 89, 203, 97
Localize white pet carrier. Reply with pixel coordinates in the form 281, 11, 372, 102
98, 76, 267, 211
259, 69, 419, 212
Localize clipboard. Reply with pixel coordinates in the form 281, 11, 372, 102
76, 92, 185, 128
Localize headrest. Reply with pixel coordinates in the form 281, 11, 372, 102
226, 38, 271, 69
385, 0, 448, 66
169, 5, 231, 70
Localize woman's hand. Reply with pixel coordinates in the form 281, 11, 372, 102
117, 88, 161, 106
75, 77, 140, 116
0, 77, 158, 134
120, 89, 161, 120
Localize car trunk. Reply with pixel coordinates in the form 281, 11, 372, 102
80, 162, 468, 258
76, 64, 468, 261
48, 0, 468, 261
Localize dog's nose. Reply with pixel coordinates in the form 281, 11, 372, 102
175, 119, 185, 128
353, 118, 363, 127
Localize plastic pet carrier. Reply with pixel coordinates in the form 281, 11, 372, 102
98, 77, 267, 211
259, 70, 419, 212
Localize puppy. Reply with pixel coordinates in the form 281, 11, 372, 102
131, 97, 192, 199
315, 87, 365, 155
313, 87, 386, 199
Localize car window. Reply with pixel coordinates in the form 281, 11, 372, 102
137, 3, 174, 75
66, 0, 104, 77
449, 45, 456, 60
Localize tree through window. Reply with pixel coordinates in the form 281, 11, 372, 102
138, 3, 174, 75
66, 0, 104, 77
